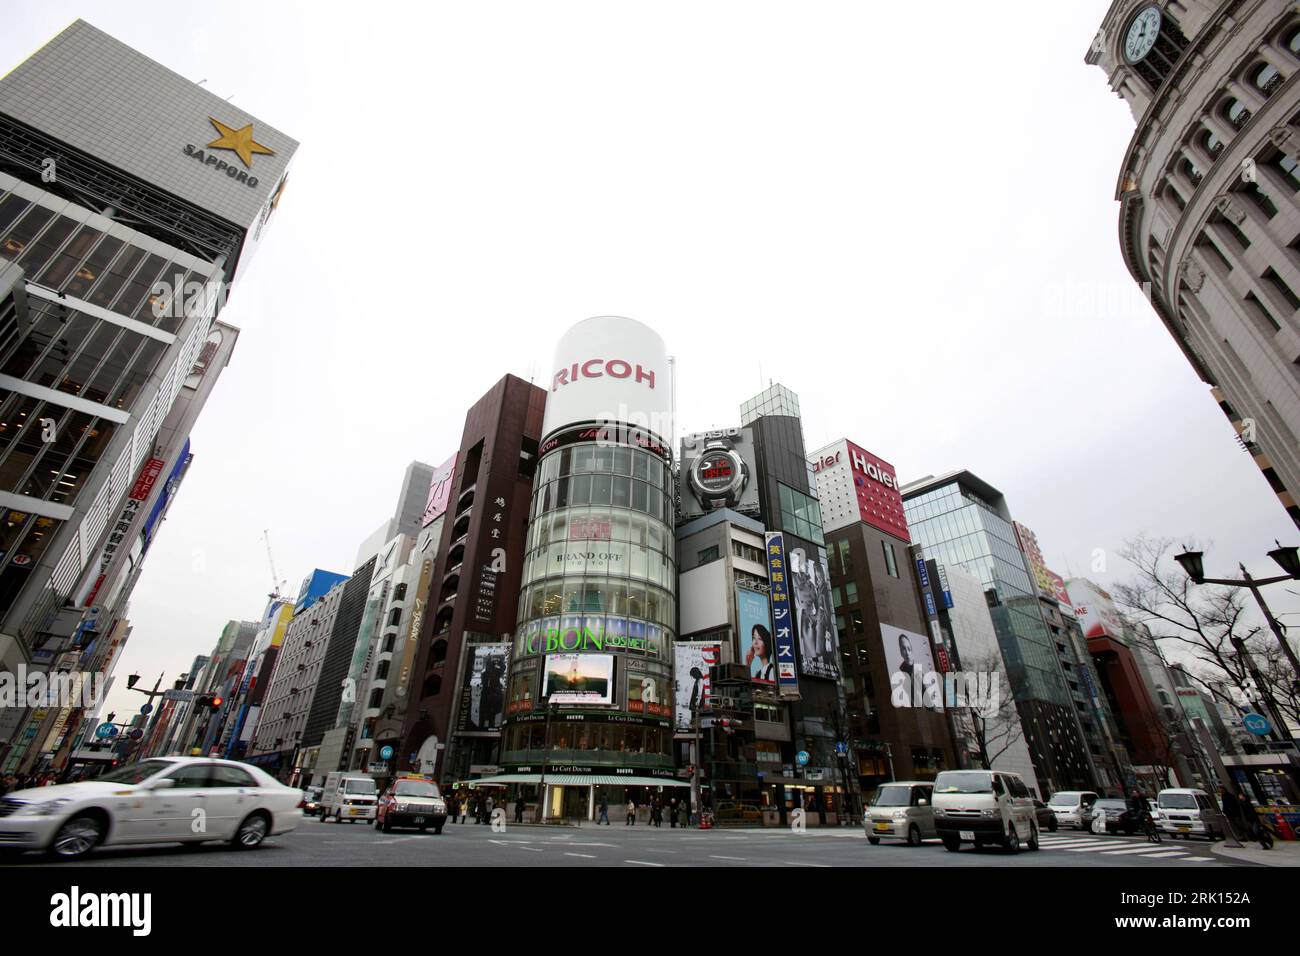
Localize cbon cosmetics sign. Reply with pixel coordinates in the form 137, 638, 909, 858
809, 438, 909, 541
541, 315, 672, 443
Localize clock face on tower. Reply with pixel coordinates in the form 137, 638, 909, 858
1124, 5, 1162, 64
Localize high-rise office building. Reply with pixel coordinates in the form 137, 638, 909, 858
902, 471, 1096, 796
0, 20, 296, 763
1088, 2, 1300, 528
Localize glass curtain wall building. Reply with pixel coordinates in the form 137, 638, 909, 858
901, 471, 1096, 796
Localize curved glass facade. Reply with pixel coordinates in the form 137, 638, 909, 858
504, 435, 676, 770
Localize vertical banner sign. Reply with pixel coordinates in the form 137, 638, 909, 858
915, 558, 930, 589
84, 456, 166, 607
764, 532, 799, 691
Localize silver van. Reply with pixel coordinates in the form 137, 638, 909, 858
932, 769, 1040, 853
1157, 788, 1224, 840
864, 782, 936, 846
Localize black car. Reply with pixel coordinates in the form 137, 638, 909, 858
1083, 798, 1138, 834
1033, 800, 1059, 833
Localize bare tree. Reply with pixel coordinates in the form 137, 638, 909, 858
949, 650, 1025, 771
1112, 536, 1274, 706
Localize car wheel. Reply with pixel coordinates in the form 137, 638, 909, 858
1028, 822, 1040, 851
49, 813, 105, 860
433, 824, 444, 835
1004, 825, 1020, 854
867, 836, 880, 845
907, 824, 922, 847
1047, 817, 1057, 832
942, 835, 961, 852
232, 812, 271, 849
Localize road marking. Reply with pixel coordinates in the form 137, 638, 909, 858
1138, 850, 1194, 859
709, 855, 747, 861
784, 861, 830, 867
624, 859, 665, 866
1097, 845, 1185, 856
564, 852, 596, 859
642, 848, 678, 854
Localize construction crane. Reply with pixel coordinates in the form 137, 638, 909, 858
263, 529, 287, 601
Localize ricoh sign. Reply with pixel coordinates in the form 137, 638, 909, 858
540, 316, 672, 444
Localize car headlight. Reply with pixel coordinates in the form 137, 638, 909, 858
892, 810, 908, 819
433, 801, 446, 812
980, 809, 996, 818
32, 798, 73, 817
395, 803, 407, 812
934, 808, 946, 816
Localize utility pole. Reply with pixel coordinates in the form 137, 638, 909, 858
535, 700, 555, 823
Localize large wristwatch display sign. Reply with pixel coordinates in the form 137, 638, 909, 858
679, 427, 760, 518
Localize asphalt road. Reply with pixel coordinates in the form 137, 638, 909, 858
3, 816, 1250, 867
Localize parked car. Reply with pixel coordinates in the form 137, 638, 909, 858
864, 782, 936, 846
1046, 790, 1099, 830
374, 774, 447, 833
1032, 799, 1059, 833
319, 772, 378, 823
0, 756, 303, 860
932, 769, 1040, 853
1156, 788, 1224, 840
1083, 798, 1138, 834
714, 801, 762, 823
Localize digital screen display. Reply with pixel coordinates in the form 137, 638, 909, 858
702, 465, 732, 480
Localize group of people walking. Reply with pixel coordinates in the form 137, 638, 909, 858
611, 794, 689, 827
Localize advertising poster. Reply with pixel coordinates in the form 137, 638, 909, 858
788, 543, 840, 680
458, 643, 509, 732
673, 641, 720, 729
627, 671, 670, 718
764, 532, 800, 690
737, 587, 775, 684
543, 653, 614, 704
881, 623, 938, 710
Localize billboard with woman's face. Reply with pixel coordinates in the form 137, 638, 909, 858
789, 544, 840, 680
737, 587, 775, 684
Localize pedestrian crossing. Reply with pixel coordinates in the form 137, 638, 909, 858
1036, 832, 1214, 861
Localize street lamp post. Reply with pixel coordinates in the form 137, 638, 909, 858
1173, 544, 1300, 695
534, 699, 556, 824
689, 697, 702, 827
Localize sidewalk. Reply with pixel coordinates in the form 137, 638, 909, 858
1210, 838, 1300, 867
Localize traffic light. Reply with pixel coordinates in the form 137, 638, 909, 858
126, 673, 140, 689
196, 695, 224, 711
211, 696, 224, 709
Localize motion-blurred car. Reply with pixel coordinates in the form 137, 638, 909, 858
1032, 799, 1059, 833
1082, 798, 1139, 835
0, 757, 303, 860
714, 801, 762, 823
303, 786, 324, 817
374, 774, 447, 833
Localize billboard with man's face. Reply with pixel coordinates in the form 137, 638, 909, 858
881, 623, 938, 710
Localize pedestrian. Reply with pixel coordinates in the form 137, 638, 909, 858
669, 798, 677, 828
652, 798, 662, 828
597, 793, 610, 825
1222, 786, 1272, 850
626, 799, 636, 825
515, 794, 525, 824
486, 793, 495, 823
679, 800, 689, 828
459, 795, 468, 824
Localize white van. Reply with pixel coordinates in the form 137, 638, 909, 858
1047, 790, 1099, 830
319, 772, 378, 823
933, 769, 1040, 853
1156, 788, 1224, 840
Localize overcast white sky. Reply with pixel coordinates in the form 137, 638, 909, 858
3, 1, 1297, 722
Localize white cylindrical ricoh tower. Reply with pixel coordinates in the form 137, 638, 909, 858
504, 317, 681, 816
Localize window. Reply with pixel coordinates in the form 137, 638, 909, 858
164, 765, 212, 789
375, 660, 390, 680
1244, 292, 1282, 334
1254, 62, 1284, 97
388, 607, 402, 627
393, 583, 408, 602
697, 545, 720, 565
368, 689, 384, 709
881, 540, 899, 578
1224, 98, 1252, 129
1262, 267, 1300, 312
209, 766, 257, 788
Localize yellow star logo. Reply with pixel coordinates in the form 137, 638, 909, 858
206, 118, 275, 168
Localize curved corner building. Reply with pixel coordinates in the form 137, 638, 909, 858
1089, 2, 1300, 529
502, 316, 685, 820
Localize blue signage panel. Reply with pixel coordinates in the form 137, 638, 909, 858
380, 745, 395, 760
764, 532, 799, 690
924, 592, 937, 616
1243, 712, 1271, 737
915, 559, 930, 589
796, 750, 810, 766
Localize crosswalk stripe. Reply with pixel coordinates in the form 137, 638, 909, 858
1096, 845, 1186, 856
1139, 850, 1195, 858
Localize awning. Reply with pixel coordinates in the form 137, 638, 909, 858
455, 773, 690, 788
